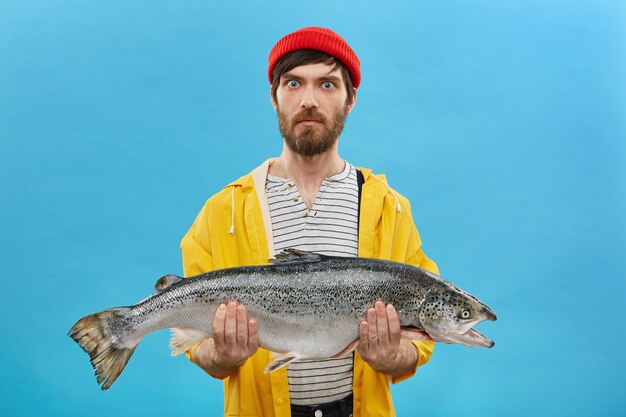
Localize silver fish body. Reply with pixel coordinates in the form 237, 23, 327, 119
69, 249, 497, 390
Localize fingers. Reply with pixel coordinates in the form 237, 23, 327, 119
224, 302, 238, 346
213, 302, 257, 350
376, 301, 389, 343
209, 302, 258, 372
212, 303, 227, 342
368, 305, 379, 342
386, 304, 401, 346
248, 319, 259, 351
366, 301, 390, 347
359, 320, 369, 353
236, 304, 248, 346
359, 301, 401, 361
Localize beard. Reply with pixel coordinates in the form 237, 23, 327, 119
277, 105, 348, 156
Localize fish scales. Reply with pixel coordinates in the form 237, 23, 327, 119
69, 249, 497, 390
115, 260, 418, 350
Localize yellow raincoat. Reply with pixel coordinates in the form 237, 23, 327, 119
180, 159, 439, 417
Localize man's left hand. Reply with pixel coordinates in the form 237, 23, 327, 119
358, 301, 417, 376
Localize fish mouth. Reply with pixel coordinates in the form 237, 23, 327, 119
455, 314, 496, 348
425, 315, 496, 348
460, 327, 495, 348
430, 326, 495, 348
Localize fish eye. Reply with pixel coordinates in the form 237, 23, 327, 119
461, 310, 471, 319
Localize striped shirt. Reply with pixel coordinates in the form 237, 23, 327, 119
266, 161, 359, 406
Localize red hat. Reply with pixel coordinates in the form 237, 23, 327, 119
268, 26, 361, 88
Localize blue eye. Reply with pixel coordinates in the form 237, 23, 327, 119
287, 80, 299, 88
322, 82, 334, 90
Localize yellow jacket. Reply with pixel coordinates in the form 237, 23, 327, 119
180, 159, 439, 417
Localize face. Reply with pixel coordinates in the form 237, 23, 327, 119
272, 62, 356, 156
418, 285, 497, 348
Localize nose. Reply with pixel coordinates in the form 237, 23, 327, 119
300, 85, 318, 109
482, 306, 497, 321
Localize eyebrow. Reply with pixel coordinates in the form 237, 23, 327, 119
319, 75, 343, 83
282, 72, 343, 84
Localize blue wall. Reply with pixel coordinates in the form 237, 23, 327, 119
1, 1, 624, 416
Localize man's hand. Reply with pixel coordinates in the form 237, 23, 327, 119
358, 301, 418, 377
193, 301, 259, 378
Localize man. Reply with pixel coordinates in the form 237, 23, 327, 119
180, 26, 439, 417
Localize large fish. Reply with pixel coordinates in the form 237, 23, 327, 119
69, 249, 497, 390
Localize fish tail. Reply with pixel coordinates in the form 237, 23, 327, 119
68, 307, 138, 391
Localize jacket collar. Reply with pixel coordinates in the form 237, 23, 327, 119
223, 158, 398, 258
225, 158, 278, 190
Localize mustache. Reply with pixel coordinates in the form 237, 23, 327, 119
292, 109, 327, 124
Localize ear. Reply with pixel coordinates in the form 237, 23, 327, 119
345, 87, 357, 115
270, 86, 278, 112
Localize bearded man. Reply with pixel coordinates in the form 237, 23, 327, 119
180, 26, 439, 417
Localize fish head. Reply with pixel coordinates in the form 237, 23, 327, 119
418, 284, 497, 348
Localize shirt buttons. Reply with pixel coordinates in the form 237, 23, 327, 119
276, 397, 283, 405
314, 410, 323, 417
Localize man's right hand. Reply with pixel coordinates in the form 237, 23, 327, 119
193, 301, 259, 378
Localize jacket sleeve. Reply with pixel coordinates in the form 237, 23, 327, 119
391, 196, 438, 384
180, 200, 215, 277
180, 200, 216, 364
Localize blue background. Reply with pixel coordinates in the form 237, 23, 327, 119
1, 1, 625, 416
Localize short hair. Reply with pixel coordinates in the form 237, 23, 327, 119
270, 49, 355, 105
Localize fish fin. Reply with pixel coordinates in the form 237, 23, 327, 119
401, 327, 434, 342
169, 328, 210, 356
154, 274, 183, 292
269, 249, 326, 265
264, 352, 300, 373
68, 307, 139, 391
331, 338, 360, 358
